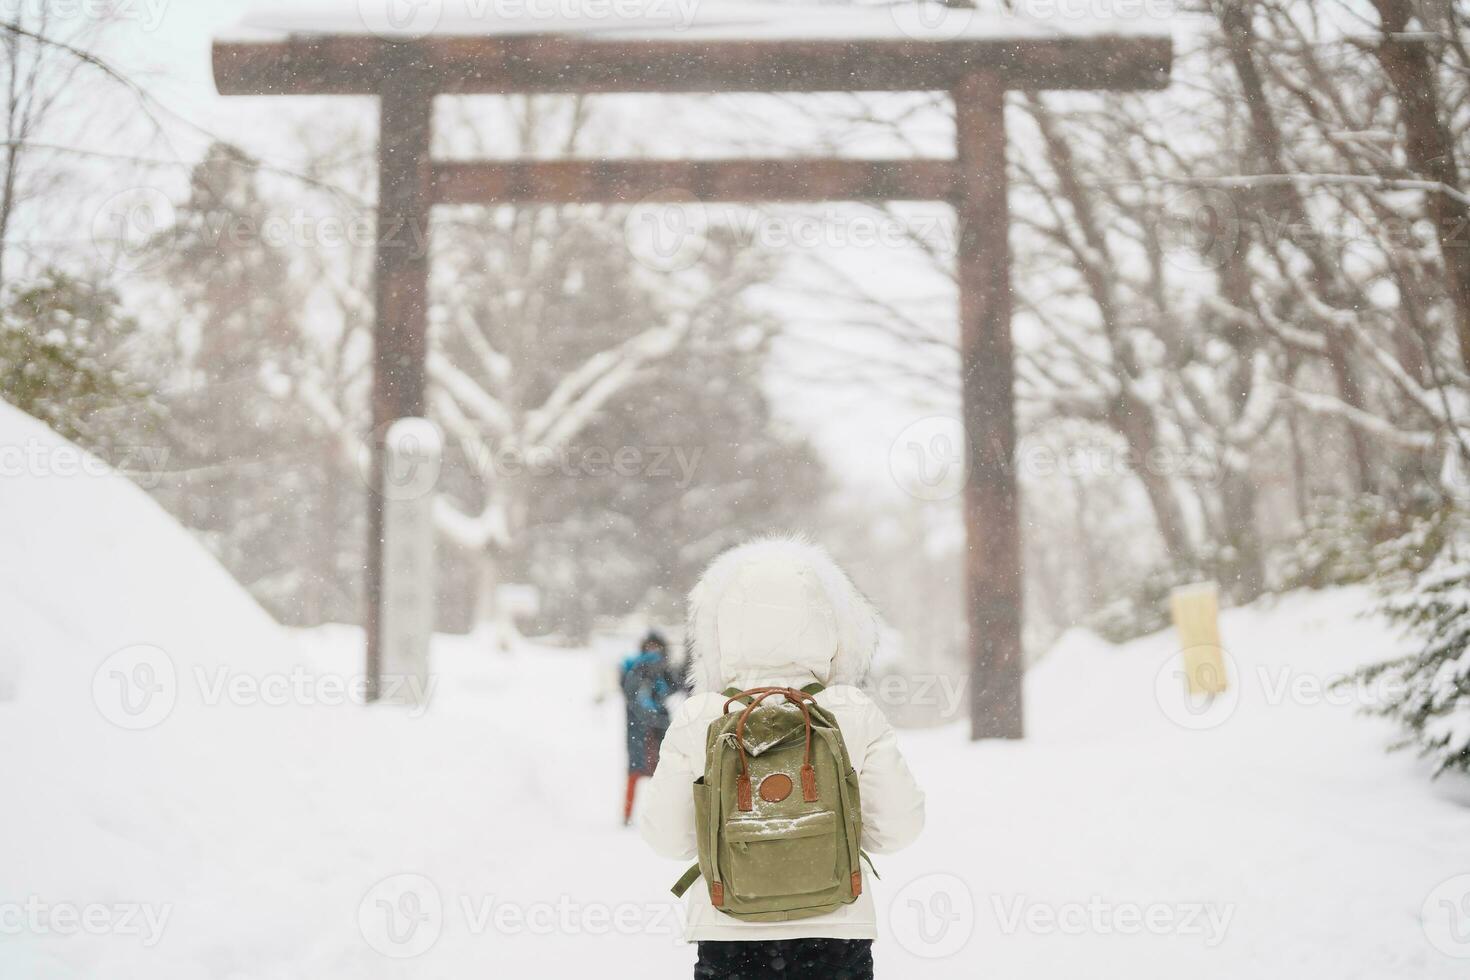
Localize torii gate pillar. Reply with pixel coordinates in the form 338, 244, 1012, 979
955, 72, 1023, 738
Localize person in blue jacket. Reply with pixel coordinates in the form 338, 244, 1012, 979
621, 630, 681, 825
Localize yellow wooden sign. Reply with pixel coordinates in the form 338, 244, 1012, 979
1169, 581, 1228, 695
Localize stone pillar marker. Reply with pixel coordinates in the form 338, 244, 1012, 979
379, 417, 441, 707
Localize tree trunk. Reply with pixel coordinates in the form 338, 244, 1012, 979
1371, 0, 1470, 378
1069, 473, 1103, 609
1286, 401, 1311, 524
1216, 188, 1268, 599
473, 548, 502, 629
306, 436, 341, 626
472, 547, 523, 653
1111, 397, 1199, 567
1220, 463, 1265, 599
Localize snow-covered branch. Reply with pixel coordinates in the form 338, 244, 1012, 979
524, 313, 693, 449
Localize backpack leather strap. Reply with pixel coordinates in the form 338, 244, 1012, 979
731, 688, 819, 810
722, 682, 826, 709
722, 686, 786, 713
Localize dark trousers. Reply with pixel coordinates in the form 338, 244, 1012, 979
694, 939, 874, 980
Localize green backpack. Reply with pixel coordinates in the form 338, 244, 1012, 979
671, 684, 873, 920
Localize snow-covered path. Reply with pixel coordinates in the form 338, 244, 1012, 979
2, 399, 1466, 978
5, 589, 1469, 978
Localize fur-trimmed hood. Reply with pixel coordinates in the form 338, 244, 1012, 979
685, 535, 882, 693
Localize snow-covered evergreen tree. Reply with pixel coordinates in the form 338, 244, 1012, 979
146, 142, 347, 624
1354, 548, 1470, 777
0, 269, 156, 452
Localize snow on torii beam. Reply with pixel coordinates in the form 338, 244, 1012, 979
213, 8, 1170, 740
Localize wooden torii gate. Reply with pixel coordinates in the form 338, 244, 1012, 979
213, 7, 1170, 739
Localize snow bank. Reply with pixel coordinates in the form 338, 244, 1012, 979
888, 588, 1470, 978
0, 400, 284, 695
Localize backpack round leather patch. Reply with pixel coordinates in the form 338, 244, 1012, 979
758, 772, 793, 803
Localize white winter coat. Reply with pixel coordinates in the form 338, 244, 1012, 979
637, 536, 925, 942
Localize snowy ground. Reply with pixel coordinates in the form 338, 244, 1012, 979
3, 400, 1469, 978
